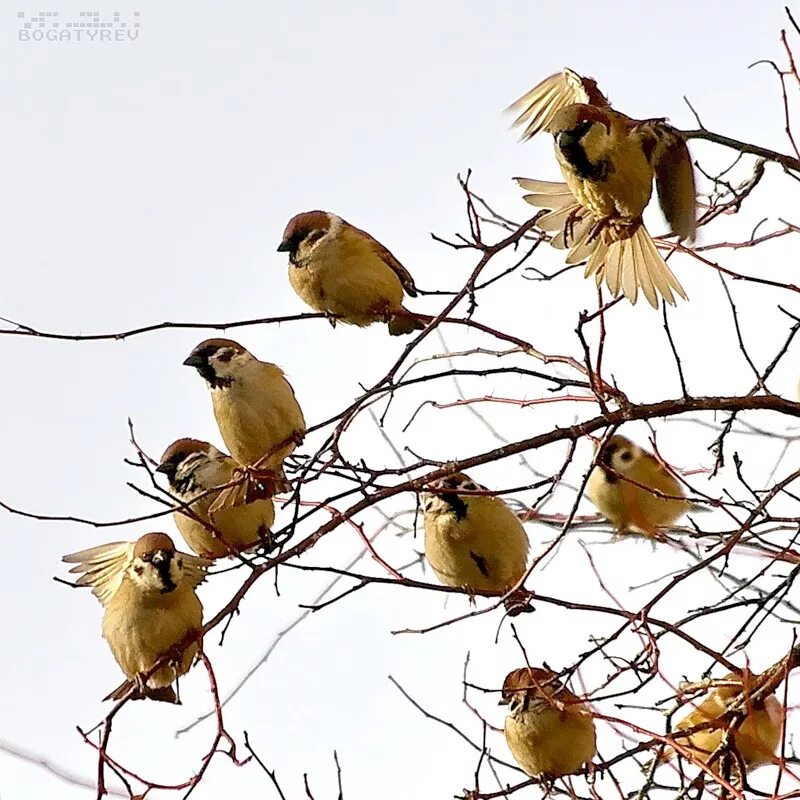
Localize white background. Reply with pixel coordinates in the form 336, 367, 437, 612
3, 1, 800, 798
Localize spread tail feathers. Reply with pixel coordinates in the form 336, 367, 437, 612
584, 226, 687, 308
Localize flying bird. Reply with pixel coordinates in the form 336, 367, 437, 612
278, 210, 424, 335
62, 532, 209, 703
509, 68, 697, 308
420, 473, 531, 613
586, 434, 689, 538
183, 338, 306, 497
500, 666, 597, 778
157, 438, 276, 559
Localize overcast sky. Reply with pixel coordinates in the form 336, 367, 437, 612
3, 2, 800, 798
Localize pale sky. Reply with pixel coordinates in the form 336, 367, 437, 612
3, 2, 800, 798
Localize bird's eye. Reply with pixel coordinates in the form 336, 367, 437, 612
216, 349, 234, 363
141, 553, 152, 562
620, 451, 633, 463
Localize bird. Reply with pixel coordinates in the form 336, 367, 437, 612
183, 338, 306, 497
508, 68, 697, 308
278, 210, 424, 336
667, 670, 783, 777
157, 438, 276, 559
62, 532, 210, 703
420, 473, 531, 612
500, 666, 597, 778
586, 434, 689, 538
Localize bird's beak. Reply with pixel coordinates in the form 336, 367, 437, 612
498, 696, 509, 706
155, 462, 171, 475
183, 353, 204, 368
276, 240, 291, 253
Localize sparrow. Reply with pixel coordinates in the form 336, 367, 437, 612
508, 68, 697, 308
500, 666, 597, 778
62, 532, 209, 703
420, 473, 531, 612
278, 210, 424, 336
157, 438, 276, 559
183, 338, 306, 496
586, 434, 689, 538
668, 670, 783, 776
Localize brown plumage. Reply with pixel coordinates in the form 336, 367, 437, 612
62, 533, 209, 703
278, 210, 424, 335
668, 670, 783, 777
509, 68, 696, 308
586, 434, 689, 538
500, 667, 597, 778
420, 473, 530, 611
157, 438, 276, 559
183, 338, 306, 496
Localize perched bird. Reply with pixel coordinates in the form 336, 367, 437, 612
668, 671, 783, 776
586, 434, 689, 538
278, 210, 424, 336
157, 438, 275, 559
508, 68, 696, 308
62, 532, 209, 703
500, 666, 597, 778
183, 338, 306, 496
420, 473, 530, 611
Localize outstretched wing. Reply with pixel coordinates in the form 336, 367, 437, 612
179, 552, 212, 589
62, 541, 134, 607
353, 224, 418, 297
635, 122, 697, 242
507, 68, 609, 141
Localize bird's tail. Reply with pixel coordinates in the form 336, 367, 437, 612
103, 679, 178, 704
388, 308, 426, 336
584, 225, 687, 309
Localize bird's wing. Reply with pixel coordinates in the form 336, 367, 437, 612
180, 552, 212, 589
514, 178, 598, 253
353, 225, 418, 297
507, 68, 609, 140
635, 123, 697, 242
62, 541, 134, 607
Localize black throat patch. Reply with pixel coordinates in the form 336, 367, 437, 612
557, 132, 610, 182
156, 559, 177, 593
599, 442, 619, 484
441, 492, 468, 521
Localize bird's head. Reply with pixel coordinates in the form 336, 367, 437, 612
500, 667, 562, 715
183, 338, 253, 389
549, 104, 614, 177
128, 532, 184, 594
597, 435, 642, 479
157, 438, 221, 493
278, 210, 341, 264
420, 472, 484, 521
